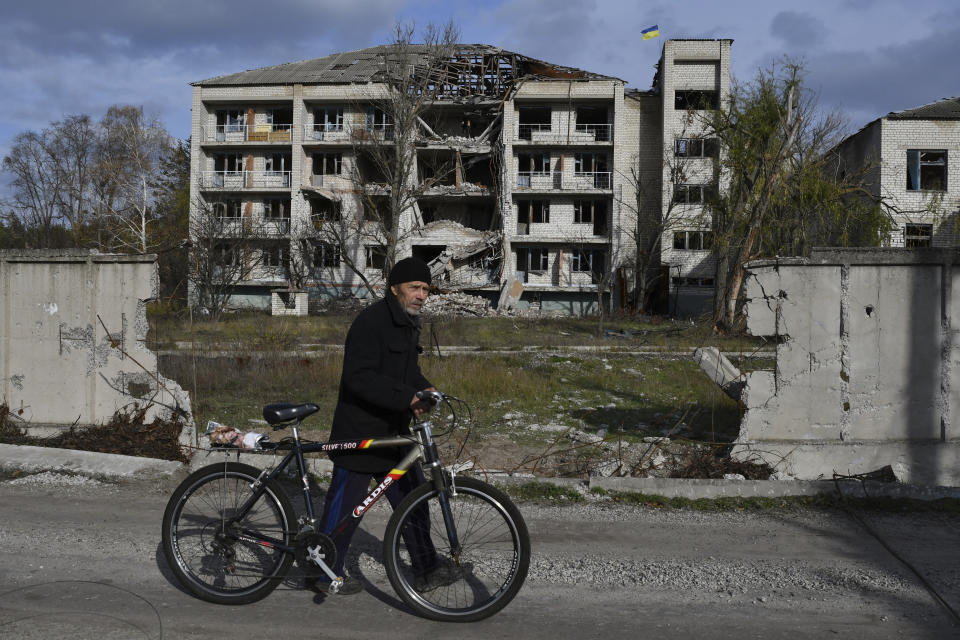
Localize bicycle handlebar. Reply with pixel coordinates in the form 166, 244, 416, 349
416, 389, 444, 406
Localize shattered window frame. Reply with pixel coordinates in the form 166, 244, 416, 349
674, 90, 718, 110
366, 245, 387, 270
674, 137, 718, 158
262, 197, 291, 219
313, 152, 343, 176
314, 106, 345, 131
313, 242, 342, 268
261, 243, 285, 267
906, 150, 947, 191
904, 223, 933, 248
213, 198, 244, 219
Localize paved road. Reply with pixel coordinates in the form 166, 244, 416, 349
0, 472, 958, 639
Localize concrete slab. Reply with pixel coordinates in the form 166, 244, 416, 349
0, 443, 183, 479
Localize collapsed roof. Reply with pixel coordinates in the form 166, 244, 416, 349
194, 44, 619, 100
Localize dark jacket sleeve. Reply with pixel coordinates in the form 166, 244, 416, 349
340, 308, 418, 413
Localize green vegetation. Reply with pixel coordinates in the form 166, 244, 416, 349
501, 481, 585, 503
146, 307, 767, 353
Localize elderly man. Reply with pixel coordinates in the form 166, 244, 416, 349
316, 256, 442, 595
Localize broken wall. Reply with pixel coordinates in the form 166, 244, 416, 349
0, 251, 194, 445
735, 248, 960, 485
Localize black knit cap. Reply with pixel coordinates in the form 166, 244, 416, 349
388, 256, 431, 286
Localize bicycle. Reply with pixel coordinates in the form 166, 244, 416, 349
161, 391, 530, 622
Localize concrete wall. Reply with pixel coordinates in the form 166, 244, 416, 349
735, 248, 960, 485
0, 251, 193, 444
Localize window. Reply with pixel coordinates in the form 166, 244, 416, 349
673, 184, 715, 205
214, 154, 244, 173
517, 105, 551, 139
674, 90, 717, 110
313, 243, 341, 268
574, 153, 608, 173
517, 200, 550, 224
263, 198, 291, 219
366, 245, 387, 270
266, 107, 292, 127
571, 249, 605, 273
214, 199, 243, 218
518, 153, 550, 173
264, 153, 291, 174
906, 150, 946, 191
310, 199, 341, 222
217, 110, 246, 132
671, 276, 716, 288
214, 243, 241, 267
673, 230, 713, 250
313, 153, 342, 175
574, 200, 608, 224
516, 247, 549, 272
904, 223, 932, 248
366, 107, 392, 135
314, 107, 344, 131
261, 244, 284, 267
675, 138, 719, 158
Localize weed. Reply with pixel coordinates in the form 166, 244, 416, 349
502, 481, 584, 503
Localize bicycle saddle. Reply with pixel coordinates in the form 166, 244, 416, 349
262, 402, 320, 425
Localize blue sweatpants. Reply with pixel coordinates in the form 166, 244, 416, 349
319, 464, 437, 577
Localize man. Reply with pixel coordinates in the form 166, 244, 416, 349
316, 256, 440, 595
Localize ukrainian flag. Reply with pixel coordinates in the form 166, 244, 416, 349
642, 25, 659, 40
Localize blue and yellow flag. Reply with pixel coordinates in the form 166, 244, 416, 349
642, 25, 659, 40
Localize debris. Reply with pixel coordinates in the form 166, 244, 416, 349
693, 347, 744, 401
422, 292, 494, 317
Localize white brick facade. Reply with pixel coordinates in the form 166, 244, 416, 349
837, 100, 960, 249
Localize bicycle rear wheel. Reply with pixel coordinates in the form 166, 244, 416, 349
161, 462, 295, 605
383, 476, 530, 622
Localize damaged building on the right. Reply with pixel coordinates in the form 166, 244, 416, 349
834, 96, 960, 248
188, 39, 730, 315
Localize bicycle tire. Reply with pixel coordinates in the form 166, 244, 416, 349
161, 462, 295, 605
383, 476, 530, 622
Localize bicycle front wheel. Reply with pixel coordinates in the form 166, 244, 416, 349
161, 462, 295, 605
383, 476, 530, 622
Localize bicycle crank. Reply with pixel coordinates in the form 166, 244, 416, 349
294, 531, 337, 578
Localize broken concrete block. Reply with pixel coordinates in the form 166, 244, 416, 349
693, 347, 743, 401
497, 277, 523, 311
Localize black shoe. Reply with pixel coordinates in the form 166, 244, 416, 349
330, 576, 364, 595
312, 575, 363, 596
413, 557, 473, 592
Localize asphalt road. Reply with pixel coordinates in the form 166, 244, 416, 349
1, 472, 958, 639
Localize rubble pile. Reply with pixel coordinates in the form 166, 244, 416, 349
422, 292, 495, 317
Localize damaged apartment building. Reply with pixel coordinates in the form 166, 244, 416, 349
189, 39, 730, 314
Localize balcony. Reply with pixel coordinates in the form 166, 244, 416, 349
515, 171, 611, 191
515, 124, 612, 144
201, 124, 293, 143
263, 218, 291, 235
304, 124, 352, 143
200, 171, 292, 190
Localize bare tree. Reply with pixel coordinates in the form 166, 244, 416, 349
338, 21, 461, 281
2, 117, 98, 248
93, 105, 172, 253
187, 197, 268, 320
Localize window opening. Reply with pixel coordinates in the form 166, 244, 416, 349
906, 150, 946, 191
904, 223, 933, 248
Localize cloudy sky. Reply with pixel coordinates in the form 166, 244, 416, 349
1, 0, 958, 161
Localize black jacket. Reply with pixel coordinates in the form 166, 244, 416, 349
327, 290, 431, 472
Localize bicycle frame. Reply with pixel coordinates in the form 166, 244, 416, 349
214, 415, 459, 585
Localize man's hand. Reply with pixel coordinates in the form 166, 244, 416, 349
410, 387, 438, 418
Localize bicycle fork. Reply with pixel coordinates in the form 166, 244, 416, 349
417, 421, 463, 558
